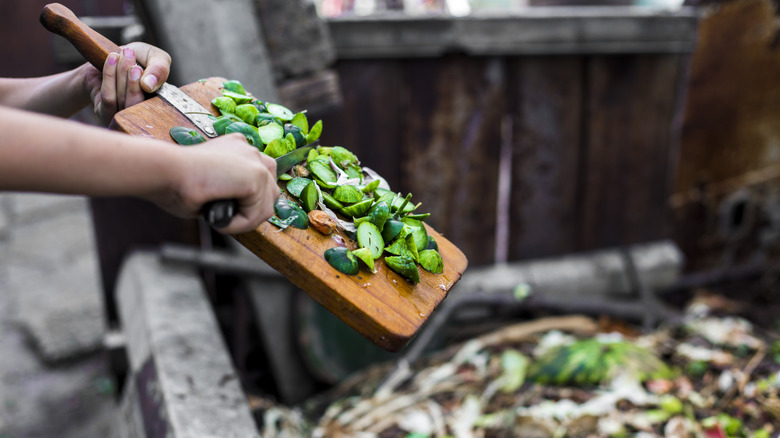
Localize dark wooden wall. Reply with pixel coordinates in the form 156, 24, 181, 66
0, 1, 126, 78
318, 53, 687, 267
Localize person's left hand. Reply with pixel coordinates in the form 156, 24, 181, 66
83, 42, 171, 125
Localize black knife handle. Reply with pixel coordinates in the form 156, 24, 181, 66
203, 199, 238, 229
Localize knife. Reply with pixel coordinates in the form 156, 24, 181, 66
203, 143, 317, 228
40, 3, 217, 138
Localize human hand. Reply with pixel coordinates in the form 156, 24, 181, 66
84, 42, 171, 125
150, 134, 279, 234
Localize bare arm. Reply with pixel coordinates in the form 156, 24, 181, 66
0, 106, 278, 233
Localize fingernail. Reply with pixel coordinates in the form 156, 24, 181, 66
142, 74, 158, 90
129, 66, 142, 81
107, 53, 119, 66
123, 48, 135, 59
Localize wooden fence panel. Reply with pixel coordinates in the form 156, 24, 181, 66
399, 56, 504, 266
579, 54, 684, 250
507, 56, 585, 261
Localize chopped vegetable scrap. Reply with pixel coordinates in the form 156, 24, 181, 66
168, 80, 443, 283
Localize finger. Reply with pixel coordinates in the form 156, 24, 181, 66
126, 65, 145, 108
98, 52, 120, 121
116, 47, 137, 109
126, 42, 171, 93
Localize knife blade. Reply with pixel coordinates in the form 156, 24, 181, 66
203, 143, 318, 228
40, 3, 217, 138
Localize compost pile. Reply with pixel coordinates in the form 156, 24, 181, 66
252, 290, 780, 438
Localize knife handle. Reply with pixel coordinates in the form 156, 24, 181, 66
203, 200, 238, 229
40, 3, 120, 72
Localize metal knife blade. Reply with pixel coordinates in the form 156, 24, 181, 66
275, 143, 316, 178
156, 83, 217, 138
204, 142, 319, 228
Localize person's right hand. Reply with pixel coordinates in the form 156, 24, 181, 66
149, 134, 279, 234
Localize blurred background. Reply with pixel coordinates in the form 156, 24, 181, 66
4, 0, 780, 436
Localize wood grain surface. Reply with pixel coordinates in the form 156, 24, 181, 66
111, 77, 468, 352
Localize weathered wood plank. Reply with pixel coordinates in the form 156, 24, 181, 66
579, 54, 683, 250
399, 56, 504, 266
506, 56, 584, 260
320, 60, 404, 188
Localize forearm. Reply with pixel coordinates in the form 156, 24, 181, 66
0, 106, 181, 198
0, 65, 91, 118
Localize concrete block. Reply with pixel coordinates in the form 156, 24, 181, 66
9, 253, 105, 362
116, 251, 260, 438
138, 0, 278, 101
0, 323, 115, 438
6, 193, 89, 224
0, 196, 10, 239
4, 209, 95, 268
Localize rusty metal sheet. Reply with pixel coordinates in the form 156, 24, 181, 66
673, 0, 780, 270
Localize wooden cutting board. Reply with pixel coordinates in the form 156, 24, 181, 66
42, 3, 468, 352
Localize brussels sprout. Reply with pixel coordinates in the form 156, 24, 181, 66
286, 177, 313, 198
273, 198, 308, 229
257, 123, 285, 145
401, 217, 429, 252
300, 181, 319, 213
284, 124, 307, 147
340, 199, 373, 218
352, 247, 375, 272
381, 219, 404, 242
211, 96, 236, 114
419, 250, 443, 274
235, 104, 259, 125
266, 103, 295, 121
365, 201, 390, 231
222, 90, 253, 104
325, 247, 359, 275
169, 126, 206, 145
307, 120, 323, 143
291, 112, 309, 134
309, 161, 337, 184
385, 255, 420, 284
357, 222, 384, 259
222, 79, 246, 94
212, 115, 238, 136
332, 185, 363, 204
225, 122, 261, 148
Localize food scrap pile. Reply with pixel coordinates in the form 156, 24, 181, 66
170, 80, 443, 283
247, 292, 780, 438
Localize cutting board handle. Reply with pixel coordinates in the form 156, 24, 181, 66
40, 3, 120, 72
